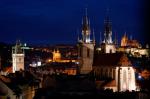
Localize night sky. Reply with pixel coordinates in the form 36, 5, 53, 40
0, 0, 146, 45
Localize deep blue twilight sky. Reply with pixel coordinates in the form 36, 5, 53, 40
0, 0, 145, 45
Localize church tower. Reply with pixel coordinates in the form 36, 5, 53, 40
78, 9, 95, 74
12, 40, 25, 73
101, 11, 116, 53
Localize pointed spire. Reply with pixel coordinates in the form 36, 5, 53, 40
125, 32, 127, 36
124, 32, 127, 38
99, 32, 102, 45
81, 7, 91, 43
130, 34, 132, 40
85, 7, 88, 18
83, 7, 89, 25
103, 8, 112, 44
82, 8, 89, 29
16, 39, 21, 46
105, 7, 111, 23
77, 29, 80, 42
106, 7, 110, 18
57, 48, 59, 53
114, 31, 118, 46
92, 29, 95, 43
53, 49, 56, 53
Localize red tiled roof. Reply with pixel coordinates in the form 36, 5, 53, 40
93, 52, 131, 67
3, 66, 12, 73
93, 53, 122, 66
104, 80, 116, 87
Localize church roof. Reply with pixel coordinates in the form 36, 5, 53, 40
93, 52, 132, 67
104, 80, 116, 87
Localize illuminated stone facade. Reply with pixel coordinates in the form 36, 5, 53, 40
52, 49, 77, 63
101, 43, 116, 53
117, 46, 149, 57
121, 33, 140, 48
12, 41, 24, 73
116, 54, 136, 91
118, 33, 149, 57
78, 43, 94, 74
93, 53, 136, 92
52, 49, 61, 62
121, 33, 128, 47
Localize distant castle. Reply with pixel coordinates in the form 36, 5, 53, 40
119, 33, 149, 57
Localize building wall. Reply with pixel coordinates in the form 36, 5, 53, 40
101, 44, 116, 53
93, 66, 136, 92
93, 66, 115, 80
116, 67, 136, 91
52, 50, 61, 62
0, 80, 16, 99
125, 48, 149, 57
12, 54, 24, 73
78, 43, 94, 74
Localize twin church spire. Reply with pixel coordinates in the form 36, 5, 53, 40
79, 8, 113, 45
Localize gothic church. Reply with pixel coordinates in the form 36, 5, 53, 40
78, 10, 137, 92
